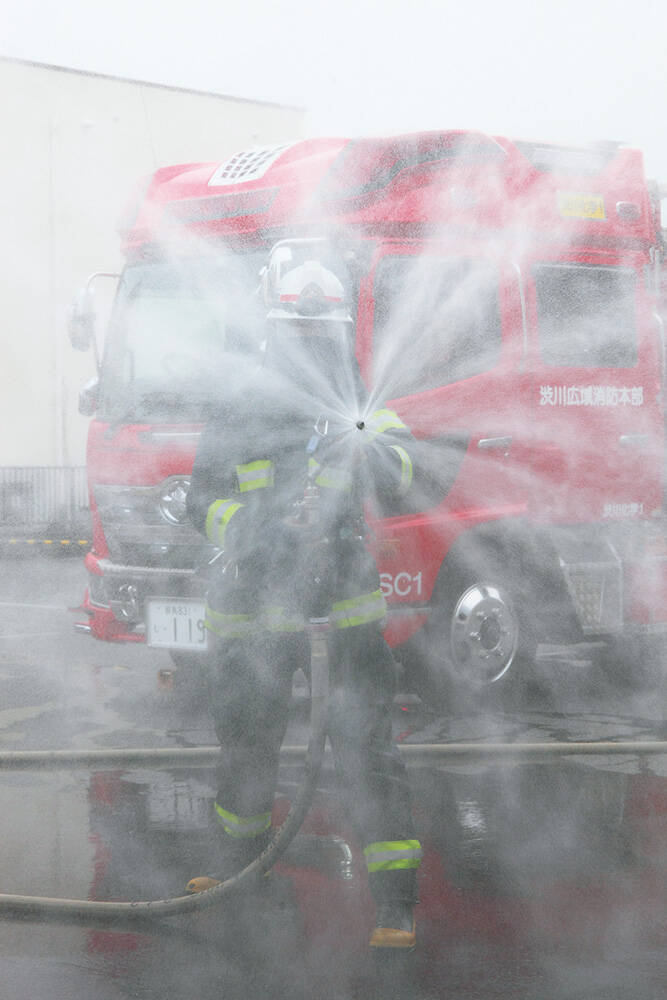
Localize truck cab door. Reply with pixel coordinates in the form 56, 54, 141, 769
357, 244, 531, 607
524, 255, 664, 523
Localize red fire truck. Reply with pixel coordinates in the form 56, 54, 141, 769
70, 131, 666, 697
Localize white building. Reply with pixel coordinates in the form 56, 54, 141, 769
0, 57, 307, 475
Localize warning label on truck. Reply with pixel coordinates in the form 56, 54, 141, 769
557, 192, 606, 220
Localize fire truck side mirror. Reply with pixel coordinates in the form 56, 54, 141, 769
78, 376, 100, 417
263, 245, 294, 306
68, 285, 96, 352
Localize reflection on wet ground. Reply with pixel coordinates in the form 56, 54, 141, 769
2, 752, 665, 999
0, 558, 665, 998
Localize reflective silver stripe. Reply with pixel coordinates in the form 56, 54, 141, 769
389, 444, 413, 495
205, 499, 244, 547
215, 803, 271, 839
366, 408, 408, 437
363, 839, 423, 872
330, 589, 386, 629
204, 605, 255, 637
236, 460, 275, 493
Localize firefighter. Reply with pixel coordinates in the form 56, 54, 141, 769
185, 258, 422, 949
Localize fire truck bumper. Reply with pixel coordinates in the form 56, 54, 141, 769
75, 555, 204, 644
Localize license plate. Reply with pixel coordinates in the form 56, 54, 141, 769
146, 599, 208, 650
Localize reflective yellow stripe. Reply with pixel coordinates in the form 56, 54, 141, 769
205, 499, 225, 540
309, 458, 351, 492
389, 444, 413, 495
205, 499, 244, 547
236, 459, 275, 493
204, 605, 255, 637
364, 839, 423, 873
262, 605, 305, 633
366, 408, 408, 437
330, 589, 386, 629
214, 803, 271, 839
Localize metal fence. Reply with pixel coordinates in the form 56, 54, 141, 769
0, 467, 89, 532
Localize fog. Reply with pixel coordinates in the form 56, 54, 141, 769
4, 0, 667, 177
0, 4, 666, 999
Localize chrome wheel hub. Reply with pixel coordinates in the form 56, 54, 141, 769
450, 583, 519, 684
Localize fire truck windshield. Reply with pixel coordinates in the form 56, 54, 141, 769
372, 255, 502, 398
98, 253, 266, 423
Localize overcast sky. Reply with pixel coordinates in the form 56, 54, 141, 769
4, 0, 667, 177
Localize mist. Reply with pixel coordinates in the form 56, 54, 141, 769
0, 4, 666, 999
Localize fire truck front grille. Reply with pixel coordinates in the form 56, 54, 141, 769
107, 537, 211, 569
95, 482, 211, 569
560, 560, 623, 634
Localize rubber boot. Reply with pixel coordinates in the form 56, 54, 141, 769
369, 901, 416, 950
186, 830, 271, 894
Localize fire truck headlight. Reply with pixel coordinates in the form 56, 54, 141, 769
88, 574, 109, 608
158, 478, 191, 525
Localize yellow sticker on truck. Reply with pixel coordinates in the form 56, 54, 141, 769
557, 191, 606, 220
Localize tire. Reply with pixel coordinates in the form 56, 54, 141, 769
415, 552, 538, 709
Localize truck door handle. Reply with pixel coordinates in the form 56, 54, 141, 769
619, 434, 650, 449
477, 436, 512, 451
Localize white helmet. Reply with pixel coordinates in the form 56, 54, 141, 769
267, 260, 353, 325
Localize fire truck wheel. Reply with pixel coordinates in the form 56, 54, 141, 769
422, 558, 538, 706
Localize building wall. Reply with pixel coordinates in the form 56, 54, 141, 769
0, 58, 307, 467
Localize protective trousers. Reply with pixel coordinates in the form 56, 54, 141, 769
204, 543, 421, 904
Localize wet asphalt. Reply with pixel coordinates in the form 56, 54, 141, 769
0, 553, 665, 999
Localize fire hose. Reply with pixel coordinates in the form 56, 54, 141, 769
0, 433, 342, 928
0, 625, 329, 927
2, 417, 664, 926
2, 727, 666, 926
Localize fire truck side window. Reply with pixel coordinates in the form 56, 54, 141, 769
534, 264, 638, 368
372, 257, 502, 397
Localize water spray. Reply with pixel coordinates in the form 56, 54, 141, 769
1, 736, 665, 926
